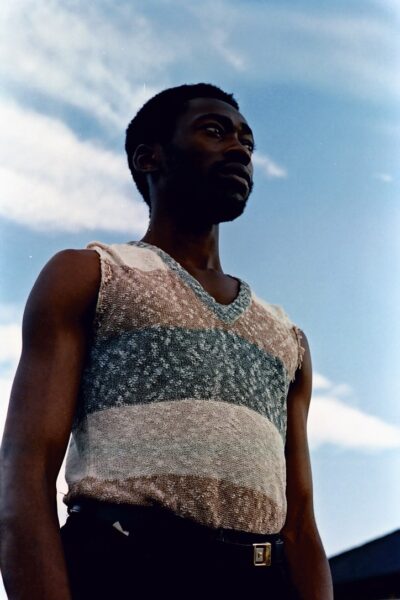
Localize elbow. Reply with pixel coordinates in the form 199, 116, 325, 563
280, 508, 319, 544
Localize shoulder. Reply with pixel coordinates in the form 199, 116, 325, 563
23, 249, 101, 331
44, 247, 100, 279
86, 240, 166, 272
36, 248, 100, 300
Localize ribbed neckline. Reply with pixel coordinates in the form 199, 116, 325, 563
128, 240, 252, 324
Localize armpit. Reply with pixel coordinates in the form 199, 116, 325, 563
292, 325, 306, 374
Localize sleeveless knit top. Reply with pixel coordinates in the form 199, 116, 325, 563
63, 240, 305, 534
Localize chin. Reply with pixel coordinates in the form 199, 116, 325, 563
208, 193, 248, 224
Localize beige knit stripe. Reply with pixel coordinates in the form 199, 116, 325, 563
87, 241, 168, 272
64, 473, 286, 534
96, 263, 298, 379
66, 401, 286, 491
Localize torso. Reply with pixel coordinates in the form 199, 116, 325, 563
64, 240, 301, 534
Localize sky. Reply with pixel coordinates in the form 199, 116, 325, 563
1, 0, 400, 592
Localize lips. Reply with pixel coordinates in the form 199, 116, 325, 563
217, 164, 251, 187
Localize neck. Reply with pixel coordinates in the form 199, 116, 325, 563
140, 208, 223, 272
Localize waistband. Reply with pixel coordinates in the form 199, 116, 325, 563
67, 499, 285, 567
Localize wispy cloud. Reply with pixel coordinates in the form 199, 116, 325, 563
0, 100, 148, 233
0, 98, 287, 233
0, 303, 23, 323
0, 324, 21, 365
1, 0, 398, 141
309, 373, 400, 451
373, 172, 394, 183
374, 0, 400, 18
0, 2, 168, 128
191, 1, 400, 103
211, 30, 246, 71
313, 372, 332, 390
253, 152, 287, 179
0, 368, 16, 437
0, 308, 22, 441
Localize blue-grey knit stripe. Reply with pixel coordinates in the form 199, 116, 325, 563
128, 241, 252, 324
74, 327, 290, 440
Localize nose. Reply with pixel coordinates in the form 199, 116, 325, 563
222, 148, 253, 188
224, 137, 253, 168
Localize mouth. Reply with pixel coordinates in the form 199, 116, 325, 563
218, 173, 249, 191
217, 164, 252, 188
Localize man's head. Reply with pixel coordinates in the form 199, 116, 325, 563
125, 83, 254, 226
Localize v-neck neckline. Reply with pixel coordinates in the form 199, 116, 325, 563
128, 240, 252, 324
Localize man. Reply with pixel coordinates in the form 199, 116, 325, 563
0, 83, 333, 599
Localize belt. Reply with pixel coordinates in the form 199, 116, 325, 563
67, 499, 285, 568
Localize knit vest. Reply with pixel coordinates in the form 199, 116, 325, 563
63, 240, 305, 534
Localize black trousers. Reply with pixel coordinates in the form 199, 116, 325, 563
60, 512, 298, 599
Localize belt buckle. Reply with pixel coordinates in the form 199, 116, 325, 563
253, 542, 271, 567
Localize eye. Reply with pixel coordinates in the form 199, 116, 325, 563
203, 124, 224, 137
242, 139, 255, 153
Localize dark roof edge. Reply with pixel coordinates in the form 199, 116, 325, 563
328, 528, 400, 561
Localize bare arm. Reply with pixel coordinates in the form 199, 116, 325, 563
0, 249, 100, 600
280, 330, 334, 600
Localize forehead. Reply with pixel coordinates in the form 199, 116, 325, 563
177, 97, 251, 133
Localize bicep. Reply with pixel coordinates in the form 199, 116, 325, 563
282, 330, 317, 537
5, 321, 86, 480
1, 249, 100, 485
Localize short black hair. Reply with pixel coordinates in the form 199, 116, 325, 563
125, 83, 239, 208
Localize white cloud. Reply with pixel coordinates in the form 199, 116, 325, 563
191, 2, 400, 103
211, 30, 246, 71
0, 0, 396, 251
0, 2, 169, 128
374, 0, 400, 18
309, 373, 400, 451
313, 372, 333, 390
0, 303, 23, 322
0, 369, 14, 433
330, 383, 353, 397
313, 373, 353, 396
309, 395, 400, 451
0, 307, 22, 441
0, 0, 398, 139
373, 172, 394, 183
0, 98, 287, 234
0, 100, 149, 233
253, 152, 287, 179
0, 324, 21, 365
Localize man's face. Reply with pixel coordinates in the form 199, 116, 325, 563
158, 97, 255, 226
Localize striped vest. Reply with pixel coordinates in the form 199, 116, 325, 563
63, 240, 304, 534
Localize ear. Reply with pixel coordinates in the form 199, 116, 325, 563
131, 143, 160, 174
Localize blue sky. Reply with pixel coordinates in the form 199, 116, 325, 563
1, 0, 399, 587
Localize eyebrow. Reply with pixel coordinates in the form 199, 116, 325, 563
193, 112, 254, 139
